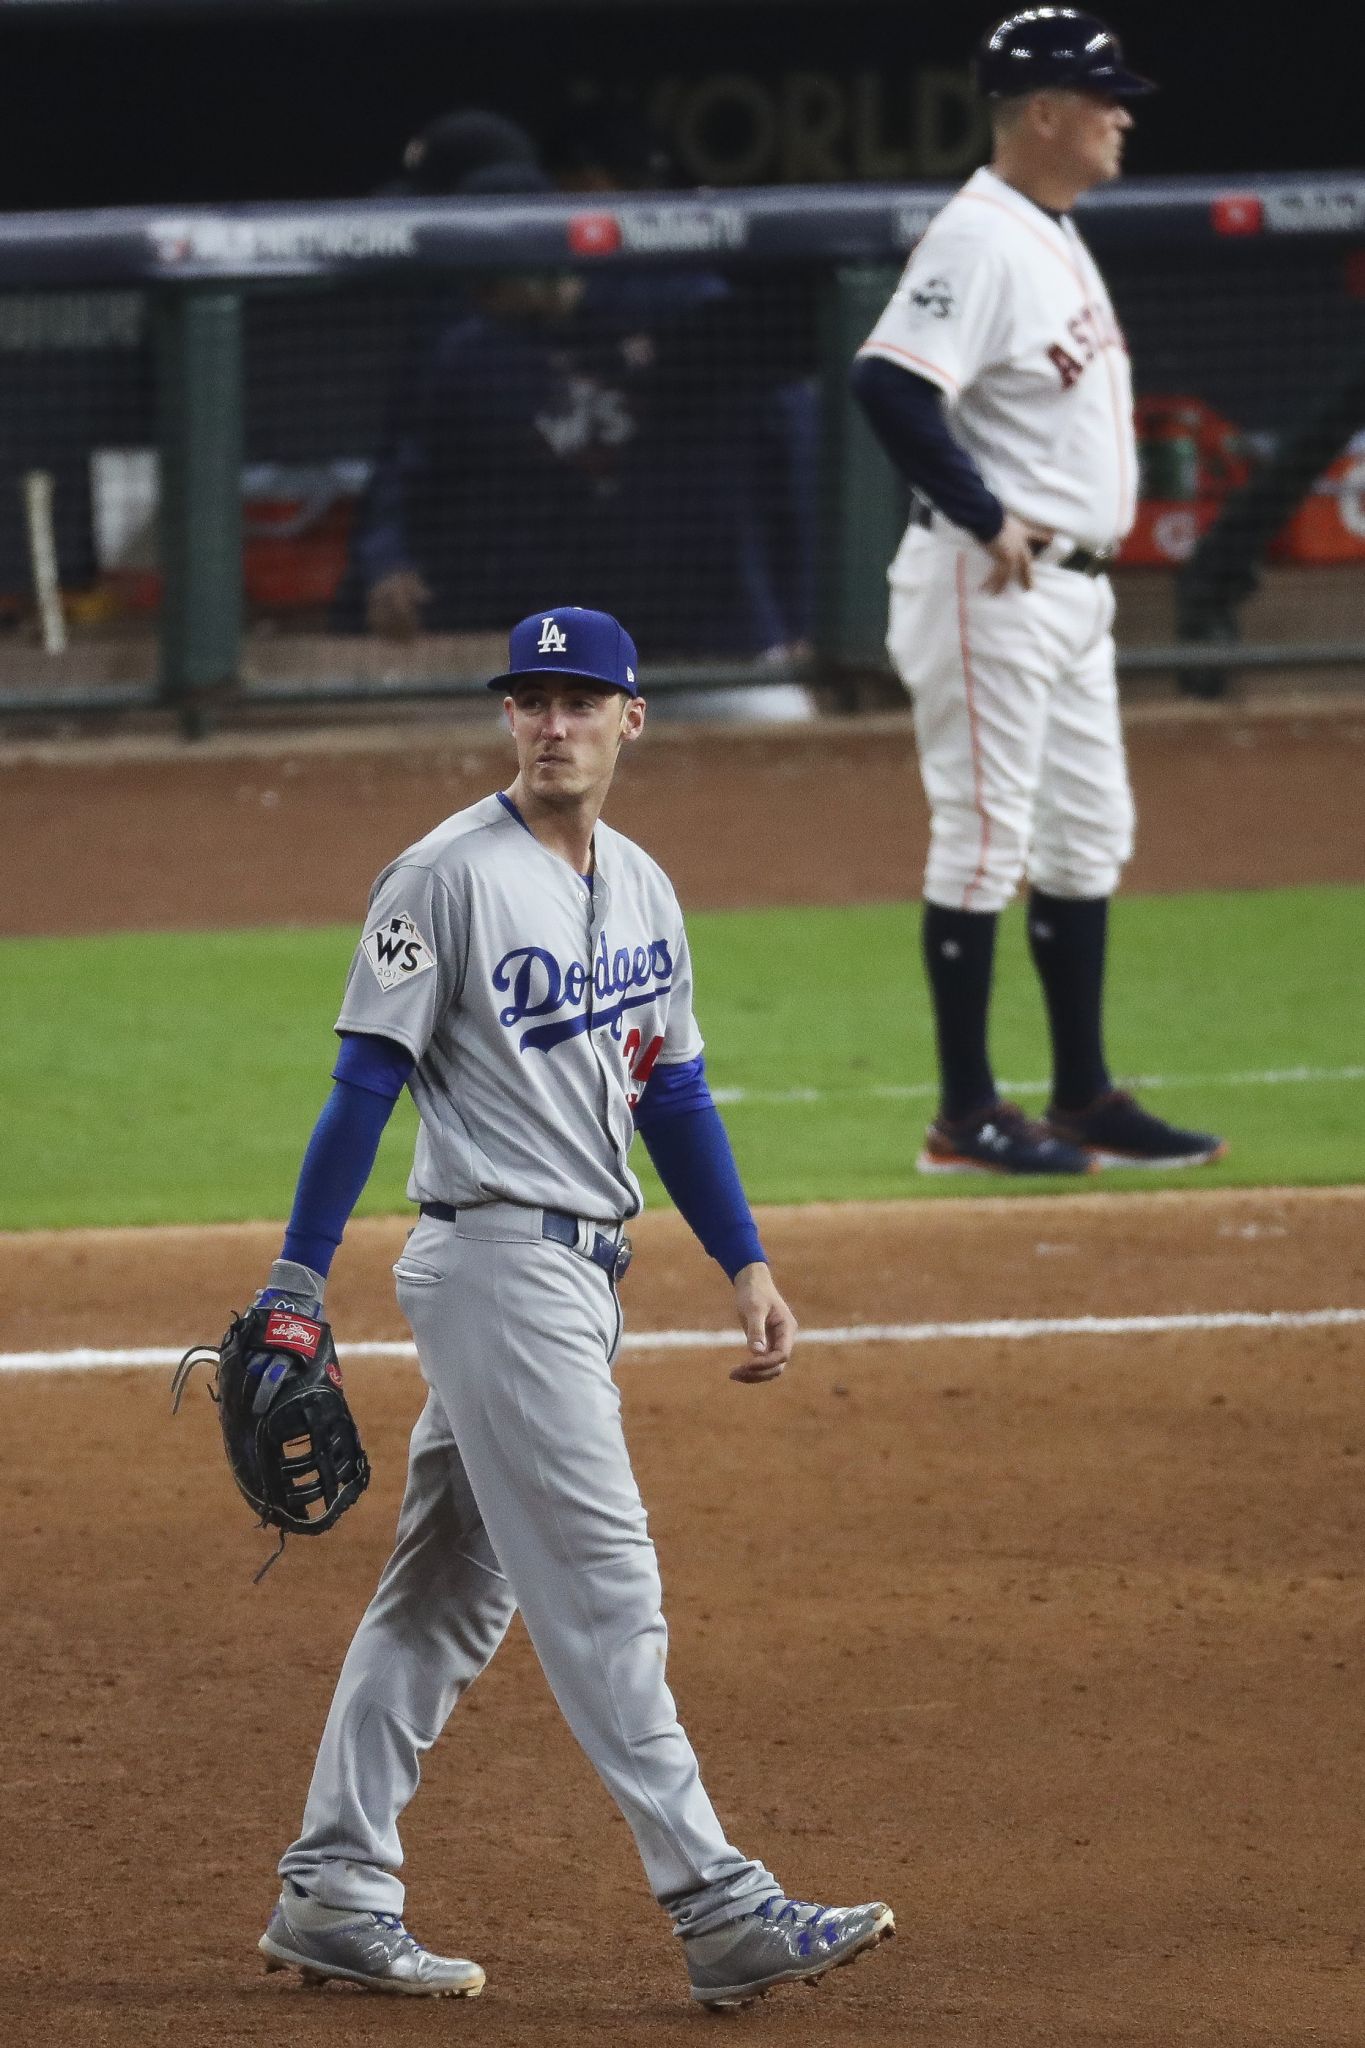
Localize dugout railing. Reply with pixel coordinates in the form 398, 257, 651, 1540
0, 173, 1361, 732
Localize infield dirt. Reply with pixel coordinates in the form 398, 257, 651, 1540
3, 1189, 1364, 2047
1, 710, 1363, 2045
2, 705, 1364, 932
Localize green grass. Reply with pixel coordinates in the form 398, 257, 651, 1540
1, 886, 1361, 1230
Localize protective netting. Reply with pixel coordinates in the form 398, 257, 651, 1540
1112, 240, 1365, 666
240, 267, 820, 678
0, 290, 157, 691
0, 220, 1361, 708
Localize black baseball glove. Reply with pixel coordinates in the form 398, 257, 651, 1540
172, 1299, 370, 1579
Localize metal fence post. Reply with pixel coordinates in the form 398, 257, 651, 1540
155, 287, 243, 738
816, 266, 906, 687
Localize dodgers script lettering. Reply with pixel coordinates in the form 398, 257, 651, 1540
493, 932, 674, 1053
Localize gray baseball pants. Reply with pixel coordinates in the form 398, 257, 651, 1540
279, 1204, 778, 1937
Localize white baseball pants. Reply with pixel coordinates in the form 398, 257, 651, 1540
887, 525, 1135, 913
278, 1205, 777, 1938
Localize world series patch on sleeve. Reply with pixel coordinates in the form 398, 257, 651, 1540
364, 911, 437, 992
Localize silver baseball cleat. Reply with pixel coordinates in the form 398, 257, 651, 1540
259, 1881, 485, 1997
684, 1894, 895, 2009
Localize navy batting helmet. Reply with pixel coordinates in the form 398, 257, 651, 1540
976, 10, 1157, 100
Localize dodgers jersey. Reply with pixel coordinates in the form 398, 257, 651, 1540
859, 166, 1138, 554
335, 794, 702, 1222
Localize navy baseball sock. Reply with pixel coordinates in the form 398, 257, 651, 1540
922, 903, 999, 1124
1027, 889, 1113, 1113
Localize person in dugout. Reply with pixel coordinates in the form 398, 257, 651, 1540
338, 123, 812, 663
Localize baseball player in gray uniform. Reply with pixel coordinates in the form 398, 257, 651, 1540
852, 10, 1226, 1177
250, 606, 894, 2009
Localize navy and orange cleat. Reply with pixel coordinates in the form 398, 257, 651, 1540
918, 1099, 1096, 1176
1044, 1089, 1228, 1169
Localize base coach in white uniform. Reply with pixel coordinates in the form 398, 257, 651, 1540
248, 606, 894, 2010
853, 10, 1225, 1176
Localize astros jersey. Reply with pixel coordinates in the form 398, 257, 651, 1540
335, 794, 702, 1222
859, 165, 1138, 552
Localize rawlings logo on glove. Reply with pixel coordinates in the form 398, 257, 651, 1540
263, 1308, 322, 1357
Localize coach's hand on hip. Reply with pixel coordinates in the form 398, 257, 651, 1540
729, 1264, 798, 1383
983, 512, 1053, 594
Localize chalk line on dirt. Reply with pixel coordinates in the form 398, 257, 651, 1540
3, 1306, 1362, 1374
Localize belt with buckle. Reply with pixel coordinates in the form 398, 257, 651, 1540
1054, 545, 1110, 577
540, 1209, 633, 1282
909, 492, 1111, 575
419, 1200, 632, 1282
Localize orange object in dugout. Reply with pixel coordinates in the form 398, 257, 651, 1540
1120, 394, 1251, 566
1269, 434, 1365, 565
1122, 397, 1365, 567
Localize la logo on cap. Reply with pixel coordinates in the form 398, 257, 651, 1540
537, 617, 568, 654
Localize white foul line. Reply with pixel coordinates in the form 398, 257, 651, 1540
710, 1064, 1365, 1108
3, 1307, 1363, 1375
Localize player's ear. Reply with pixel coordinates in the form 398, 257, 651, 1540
1031, 89, 1064, 141
621, 695, 646, 742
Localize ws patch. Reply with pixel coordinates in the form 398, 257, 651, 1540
364, 912, 436, 993
909, 275, 956, 320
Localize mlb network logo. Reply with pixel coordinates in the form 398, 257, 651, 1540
1210, 194, 1263, 236
567, 213, 623, 257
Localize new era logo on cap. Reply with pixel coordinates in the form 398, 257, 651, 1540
487, 605, 642, 696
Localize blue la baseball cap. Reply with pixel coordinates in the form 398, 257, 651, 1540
486, 605, 641, 697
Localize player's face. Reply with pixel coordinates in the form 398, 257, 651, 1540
505, 682, 645, 802
1052, 90, 1134, 187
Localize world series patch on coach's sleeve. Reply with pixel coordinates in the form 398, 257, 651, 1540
363, 912, 437, 992
909, 276, 956, 320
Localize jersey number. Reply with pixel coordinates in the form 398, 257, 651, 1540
623, 1028, 664, 1110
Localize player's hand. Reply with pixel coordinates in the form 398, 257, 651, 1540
983, 513, 1053, 594
252, 1258, 326, 1320
367, 568, 432, 639
729, 1263, 797, 1384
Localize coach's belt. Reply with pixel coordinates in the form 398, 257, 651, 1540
419, 1200, 633, 1281
908, 493, 1111, 576
1054, 545, 1111, 577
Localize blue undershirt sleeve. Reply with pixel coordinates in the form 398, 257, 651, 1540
850, 355, 1005, 544
634, 1056, 767, 1280
278, 1034, 416, 1278
333, 1030, 418, 1100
